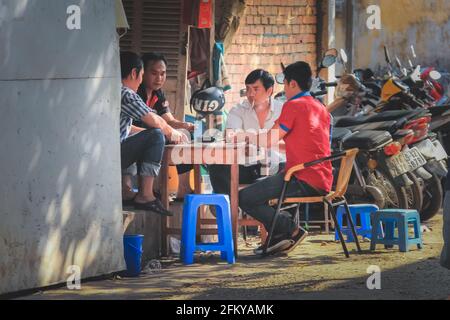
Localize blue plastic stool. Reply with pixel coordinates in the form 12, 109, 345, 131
181, 194, 235, 265
370, 209, 423, 252
335, 204, 379, 242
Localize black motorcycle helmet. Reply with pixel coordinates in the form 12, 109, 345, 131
190, 85, 225, 117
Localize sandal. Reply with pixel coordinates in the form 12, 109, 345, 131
134, 198, 173, 216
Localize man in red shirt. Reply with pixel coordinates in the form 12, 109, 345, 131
239, 61, 332, 255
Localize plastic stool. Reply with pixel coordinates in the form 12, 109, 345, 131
370, 209, 423, 252
181, 194, 235, 265
335, 204, 379, 242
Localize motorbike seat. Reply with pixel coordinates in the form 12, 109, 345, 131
346, 119, 406, 134
342, 130, 393, 151
332, 127, 353, 143
369, 110, 424, 122
334, 114, 376, 127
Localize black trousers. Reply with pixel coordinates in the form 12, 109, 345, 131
208, 164, 263, 195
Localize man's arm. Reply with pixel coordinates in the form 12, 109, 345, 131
141, 112, 176, 137
162, 112, 195, 131
257, 123, 287, 149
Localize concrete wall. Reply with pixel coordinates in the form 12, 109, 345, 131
0, 0, 125, 294
352, 0, 450, 72
223, 0, 318, 109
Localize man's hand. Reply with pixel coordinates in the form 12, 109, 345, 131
183, 122, 195, 132
168, 129, 190, 144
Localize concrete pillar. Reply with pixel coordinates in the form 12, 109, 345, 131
0, 0, 125, 294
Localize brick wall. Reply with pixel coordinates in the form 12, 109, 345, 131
223, 0, 318, 109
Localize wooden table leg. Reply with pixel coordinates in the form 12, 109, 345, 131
230, 163, 239, 257
160, 152, 170, 257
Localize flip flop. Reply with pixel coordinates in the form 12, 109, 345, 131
134, 198, 173, 216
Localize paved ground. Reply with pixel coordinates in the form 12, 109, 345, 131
21, 213, 450, 300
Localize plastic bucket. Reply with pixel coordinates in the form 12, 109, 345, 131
123, 234, 144, 277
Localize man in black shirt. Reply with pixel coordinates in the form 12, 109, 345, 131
137, 52, 194, 132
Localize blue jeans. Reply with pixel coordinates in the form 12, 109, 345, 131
239, 170, 325, 238
441, 191, 450, 269
120, 129, 165, 177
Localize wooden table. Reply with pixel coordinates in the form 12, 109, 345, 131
160, 142, 264, 256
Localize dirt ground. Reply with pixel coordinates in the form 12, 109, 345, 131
21, 212, 450, 300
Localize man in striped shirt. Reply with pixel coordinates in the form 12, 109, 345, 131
120, 51, 188, 216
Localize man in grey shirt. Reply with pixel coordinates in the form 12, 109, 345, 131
208, 69, 285, 195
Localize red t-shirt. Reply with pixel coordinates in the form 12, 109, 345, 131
276, 95, 333, 192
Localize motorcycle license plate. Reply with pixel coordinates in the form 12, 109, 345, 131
402, 147, 427, 171
386, 153, 410, 178
432, 140, 448, 161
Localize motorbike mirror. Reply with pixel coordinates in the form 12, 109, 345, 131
411, 65, 421, 82
340, 49, 348, 64
429, 70, 442, 80
240, 88, 247, 97
321, 54, 337, 68
275, 72, 285, 84
275, 61, 287, 84
411, 45, 417, 59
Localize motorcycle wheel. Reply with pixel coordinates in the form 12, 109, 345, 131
405, 172, 424, 211
366, 168, 409, 209
421, 173, 443, 221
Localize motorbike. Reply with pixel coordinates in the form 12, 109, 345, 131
330, 46, 448, 220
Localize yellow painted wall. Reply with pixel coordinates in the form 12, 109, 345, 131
353, 0, 450, 71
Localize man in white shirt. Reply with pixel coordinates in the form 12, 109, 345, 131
209, 69, 285, 195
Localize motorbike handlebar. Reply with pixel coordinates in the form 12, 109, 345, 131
311, 90, 328, 97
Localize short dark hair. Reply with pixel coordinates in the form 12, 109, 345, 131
141, 52, 168, 70
283, 61, 313, 91
120, 51, 143, 79
245, 69, 275, 90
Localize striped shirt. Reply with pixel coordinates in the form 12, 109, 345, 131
120, 86, 155, 142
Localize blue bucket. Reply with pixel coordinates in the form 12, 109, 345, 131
123, 234, 144, 277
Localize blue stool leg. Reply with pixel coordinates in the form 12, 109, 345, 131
361, 210, 371, 232
182, 198, 200, 265
398, 217, 409, 252
345, 211, 355, 242
384, 220, 395, 249
217, 198, 235, 264
181, 199, 193, 262
215, 204, 228, 261
370, 214, 380, 251
335, 206, 345, 241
